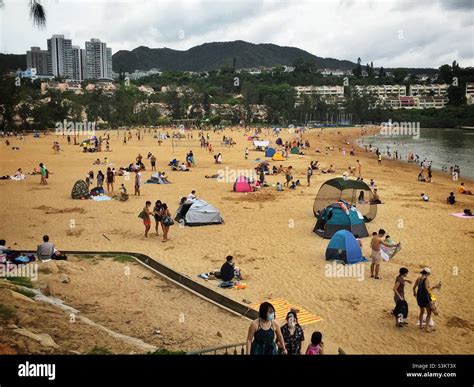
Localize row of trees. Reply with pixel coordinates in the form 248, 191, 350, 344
1, 60, 474, 131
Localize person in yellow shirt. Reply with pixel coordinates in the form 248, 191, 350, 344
458, 182, 473, 195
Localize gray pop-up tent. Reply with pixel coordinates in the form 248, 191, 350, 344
313, 177, 377, 222
175, 199, 223, 226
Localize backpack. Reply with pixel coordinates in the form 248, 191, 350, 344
138, 210, 145, 219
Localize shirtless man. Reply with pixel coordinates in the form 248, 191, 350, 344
370, 229, 391, 279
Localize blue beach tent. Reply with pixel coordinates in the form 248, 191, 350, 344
325, 230, 367, 265
265, 147, 276, 157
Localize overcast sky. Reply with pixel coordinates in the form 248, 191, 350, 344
0, 0, 473, 68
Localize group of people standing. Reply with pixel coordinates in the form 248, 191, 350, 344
140, 200, 172, 242
393, 267, 441, 333
246, 302, 324, 355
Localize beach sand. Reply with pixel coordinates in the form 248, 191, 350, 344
1, 126, 473, 354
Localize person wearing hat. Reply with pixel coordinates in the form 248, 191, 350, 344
413, 267, 441, 332
278, 310, 305, 355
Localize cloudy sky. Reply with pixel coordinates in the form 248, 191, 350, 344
0, 0, 473, 68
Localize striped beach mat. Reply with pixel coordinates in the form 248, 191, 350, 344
250, 298, 322, 325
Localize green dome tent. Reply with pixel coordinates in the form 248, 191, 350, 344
313, 177, 377, 222
314, 201, 369, 238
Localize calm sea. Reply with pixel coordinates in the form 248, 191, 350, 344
358, 128, 474, 179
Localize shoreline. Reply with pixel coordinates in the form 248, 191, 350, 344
352, 128, 474, 184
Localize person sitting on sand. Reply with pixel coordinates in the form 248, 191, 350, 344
36, 235, 57, 261
328, 164, 335, 173
120, 184, 128, 201
458, 182, 473, 195
276, 182, 284, 191
187, 190, 197, 201
421, 193, 429, 202
447, 192, 456, 205
371, 189, 382, 204
358, 191, 366, 204
11, 168, 25, 180
272, 166, 278, 174
93, 158, 100, 165
179, 163, 189, 171
0, 239, 11, 254
159, 172, 170, 183
370, 179, 376, 188
213, 255, 244, 282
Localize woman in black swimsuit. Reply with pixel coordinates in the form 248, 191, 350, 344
153, 200, 163, 236
413, 268, 441, 332
246, 302, 287, 355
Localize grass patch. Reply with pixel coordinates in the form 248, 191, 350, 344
112, 255, 135, 264
87, 346, 114, 355
14, 287, 36, 298
77, 254, 135, 263
0, 304, 16, 320
77, 254, 102, 260
148, 348, 186, 355
6, 277, 33, 288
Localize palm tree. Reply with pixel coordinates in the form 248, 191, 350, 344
0, 1, 46, 27
29, 0, 46, 27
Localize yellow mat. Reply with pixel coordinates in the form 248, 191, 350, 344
250, 298, 322, 325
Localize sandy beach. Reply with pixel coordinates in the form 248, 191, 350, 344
1, 126, 473, 354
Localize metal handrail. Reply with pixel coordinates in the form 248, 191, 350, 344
187, 342, 246, 355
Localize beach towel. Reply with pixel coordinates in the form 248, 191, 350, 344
451, 213, 474, 219
91, 195, 112, 201
380, 243, 401, 262
250, 298, 322, 325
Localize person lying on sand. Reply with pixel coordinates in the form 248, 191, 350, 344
205, 174, 222, 179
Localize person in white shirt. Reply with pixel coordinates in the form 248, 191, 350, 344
134, 170, 142, 196
187, 190, 197, 200
421, 193, 429, 202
